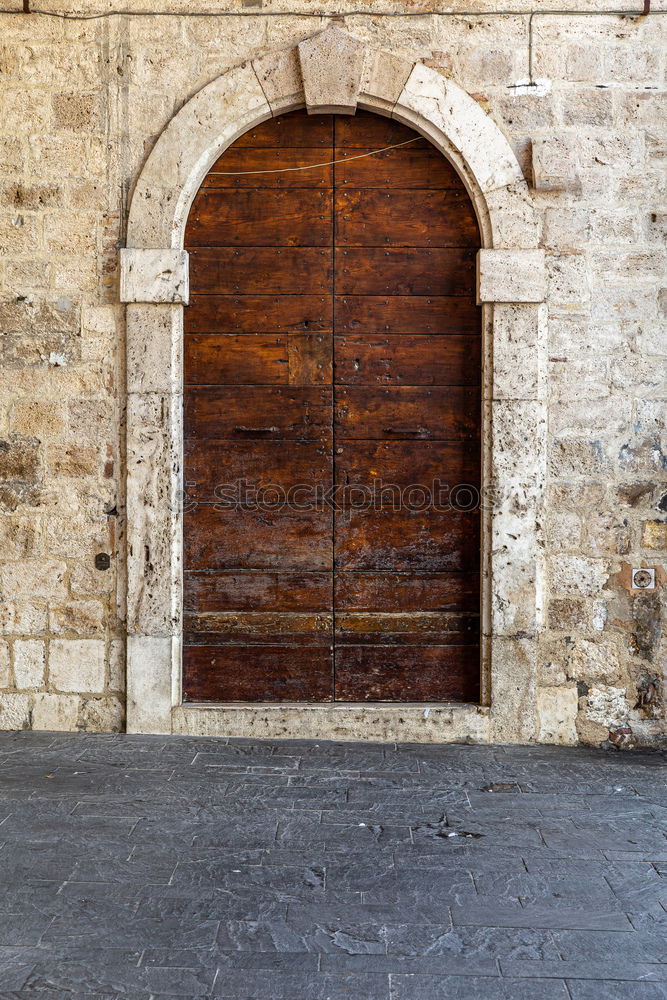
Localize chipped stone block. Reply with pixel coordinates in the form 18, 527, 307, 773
0, 640, 10, 688
79, 695, 124, 733
568, 638, 622, 685
13, 639, 45, 690
0, 693, 31, 730
549, 556, 611, 598
298, 26, 366, 114
492, 303, 546, 399
583, 685, 628, 729
120, 249, 189, 305
360, 48, 413, 114
530, 134, 580, 192
252, 46, 303, 114
477, 250, 546, 304
489, 638, 537, 743
127, 304, 181, 395
641, 520, 667, 549
127, 635, 175, 735
537, 686, 578, 745
32, 693, 79, 732
0, 561, 67, 603
48, 638, 105, 694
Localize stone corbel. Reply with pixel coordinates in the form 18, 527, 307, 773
298, 26, 366, 114
477, 249, 546, 304
120, 249, 189, 304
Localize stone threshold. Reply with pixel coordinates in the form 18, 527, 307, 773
172, 702, 490, 743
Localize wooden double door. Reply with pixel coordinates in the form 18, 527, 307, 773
182, 110, 481, 704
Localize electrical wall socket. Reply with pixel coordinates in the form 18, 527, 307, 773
632, 568, 656, 590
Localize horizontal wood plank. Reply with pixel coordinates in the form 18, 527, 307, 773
183, 645, 334, 702
186, 189, 332, 247
185, 386, 332, 440
335, 439, 480, 488
184, 611, 333, 645
334, 644, 480, 702
334, 296, 481, 336
184, 440, 332, 500
336, 248, 476, 296
184, 334, 331, 386
201, 148, 332, 188
335, 146, 463, 189
334, 572, 480, 612
335, 509, 479, 572
336, 190, 479, 247
186, 295, 332, 334
335, 334, 481, 385
184, 571, 332, 612
335, 113, 428, 148
184, 507, 332, 571
189, 248, 332, 295
335, 386, 481, 440
232, 112, 333, 148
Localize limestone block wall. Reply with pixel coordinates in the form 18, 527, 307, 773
0, 1, 664, 745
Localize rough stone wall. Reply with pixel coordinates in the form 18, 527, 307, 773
0, 2, 664, 744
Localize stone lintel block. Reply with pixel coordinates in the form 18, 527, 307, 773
126, 636, 175, 735
298, 26, 366, 114
120, 249, 189, 304
477, 250, 546, 304
253, 47, 304, 115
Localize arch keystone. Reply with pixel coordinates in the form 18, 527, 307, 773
298, 26, 366, 114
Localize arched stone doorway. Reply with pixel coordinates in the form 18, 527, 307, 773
121, 26, 547, 743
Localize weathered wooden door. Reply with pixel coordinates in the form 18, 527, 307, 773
183, 110, 481, 704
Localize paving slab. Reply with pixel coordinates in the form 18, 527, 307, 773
0, 734, 664, 997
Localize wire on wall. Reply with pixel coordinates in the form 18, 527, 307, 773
3, 4, 657, 17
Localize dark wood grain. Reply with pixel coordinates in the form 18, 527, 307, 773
334, 296, 481, 335
184, 334, 331, 385
336, 248, 476, 296
335, 335, 481, 385
334, 645, 480, 702
185, 386, 332, 439
183, 645, 334, 702
334, 112, 428, 148
184, 440, 332, 501
335, 509, 480, 572
334, 572, 480, 612
335, 440, 480, 488
189, 248, 332, 295
336, 190, 479, 247
232, 112, 333, 148
186, 295, 332, 334
335, 386, 481, 440
184, 611, 333, 645
186, 189, 333, 247
184, 109, 482, 704
335, 146, 463, 189
184, 506, 332, 571
184, 571, 332, 612
201, 148, 332, 188
335, 612, 479, 645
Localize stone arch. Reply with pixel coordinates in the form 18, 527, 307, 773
121, 26, 547, 743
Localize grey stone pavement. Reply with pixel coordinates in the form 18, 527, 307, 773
0, 733, 665, 999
